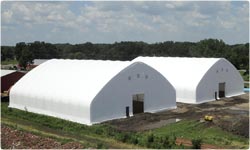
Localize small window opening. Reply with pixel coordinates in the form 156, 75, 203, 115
145, 75, 148, 79
137, 74, 140, 78
128, 76, 131, 80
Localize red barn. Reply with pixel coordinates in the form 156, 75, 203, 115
1, 70, 25, 93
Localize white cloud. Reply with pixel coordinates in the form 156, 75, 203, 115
165, 1, 188, 9
1, 1, 249, 45
152, 16, 165, 24
2, 10, 13, 23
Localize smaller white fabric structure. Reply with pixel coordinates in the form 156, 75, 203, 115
10, 59, 176, 125
33, 59, 49, 65
133, 56, 244, 104
1, 70, 16, 77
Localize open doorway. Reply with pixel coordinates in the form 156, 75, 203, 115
125, 106, 129, 117
219, 82, 226, 98
132, 94, 144, 114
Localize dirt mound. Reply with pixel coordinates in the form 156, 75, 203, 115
217, 118, 249, 138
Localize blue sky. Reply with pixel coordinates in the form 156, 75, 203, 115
1, 1, 249, 46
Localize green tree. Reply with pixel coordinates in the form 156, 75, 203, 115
19, 47, 34, 69
1, 46, 15, 61
8, 40, 249, 70
15, 42, 26, 60
74, 52, 85, 59
189, 38, 228, 57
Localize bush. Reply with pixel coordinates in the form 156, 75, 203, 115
150, 142, 162, 149
192, 138, 202, 149
129, 135, 139, 145
137, 136, 147, 147
170, 134, 177, 147
115, 133, 130, 143
179, 143, 185, 149
161, 136, 170, 148
147, 133, 154, 143
8, 108, 12, 112
97, 142, 107, 149
94, 127, 104, 135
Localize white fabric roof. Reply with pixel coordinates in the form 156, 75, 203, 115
1, 70, 16, 77
12, 59, 131, 107
133, 56, 220, 92
33, 59, 49, 65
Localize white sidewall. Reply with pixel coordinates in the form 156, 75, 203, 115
9, 88, 91, 125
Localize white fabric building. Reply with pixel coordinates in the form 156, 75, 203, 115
133, 57, 244, 104
33, 59, 49, 65
1, 70, 16, 77
9, 59, 176, 125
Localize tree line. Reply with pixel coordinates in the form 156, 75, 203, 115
1, 39, 249, 70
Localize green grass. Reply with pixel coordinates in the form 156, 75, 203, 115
152, 120, 249, 148
1, 102, 183, 148
1, 102, 141, 149
1, 102, 249, 149
1, 59, 18, 65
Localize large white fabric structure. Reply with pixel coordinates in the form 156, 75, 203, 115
133, 57, 244, 104
9, 59, 176, 125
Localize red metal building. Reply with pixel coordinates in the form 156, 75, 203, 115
1, 70, 25, 93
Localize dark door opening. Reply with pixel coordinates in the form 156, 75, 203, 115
219, 82, 226, 98
215, 92, 218, 100
126, 106, 130, 117
132, 94, 144, 114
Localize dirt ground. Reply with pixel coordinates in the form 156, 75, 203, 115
106, 94, 249, 137
175, 137, 221, 149
1, 124, 84, 149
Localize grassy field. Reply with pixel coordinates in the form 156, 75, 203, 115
1, 59, 18, 65
152, 120, 248, 148
1, 102, 249, 149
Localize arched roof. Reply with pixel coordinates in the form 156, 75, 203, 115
133, 56, 221, 90
11, 59, 132, 107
